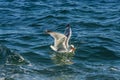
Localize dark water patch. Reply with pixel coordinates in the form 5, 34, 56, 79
100, 0, 120, 3
0, 40, 10, 44
22, 51, 52, 65
73, 34, 120, 61
22, 52, 41, 62
56, 9, 71, 14
86, 74, 117, 80
88, 46, 120, 60
52, 1, 80, 8
80, 21, 102, 27
31, 45, 50, 50
32, 65, 77, 77
77, 41, 119, 61
21, 16, 36, 24
28, 22, 43, 27
97, 36, 116, 43
35, 14, 70, 23
18, 35, 37, 41
77, 20, 118, 28
92, 16, 108, 21
74, 62, 99, 73
10, 41, 32, 49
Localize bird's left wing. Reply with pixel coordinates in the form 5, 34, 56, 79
46, 30, 67, 50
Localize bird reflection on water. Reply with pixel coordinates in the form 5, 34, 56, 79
51, 52, 75, 65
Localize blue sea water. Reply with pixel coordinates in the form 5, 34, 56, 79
0, 0, 120, 80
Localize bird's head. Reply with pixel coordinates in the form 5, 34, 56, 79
70, 45, 75, 52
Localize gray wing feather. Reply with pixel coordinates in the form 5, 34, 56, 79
47, 31, 67, 51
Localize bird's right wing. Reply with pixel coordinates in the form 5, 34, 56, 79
64, 24, 72, 38
64, 24, 72, 47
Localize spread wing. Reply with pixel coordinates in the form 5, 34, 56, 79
46, 30, 67, 51
64, 24, 72, 48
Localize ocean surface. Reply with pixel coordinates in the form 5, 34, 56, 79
0, 0, 120, 80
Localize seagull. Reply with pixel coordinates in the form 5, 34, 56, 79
46, 24, 75, 53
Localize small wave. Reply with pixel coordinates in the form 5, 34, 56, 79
0, 45, 28, 65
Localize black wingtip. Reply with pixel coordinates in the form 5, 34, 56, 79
66, 24, 70, 27
45, 30, 52, 34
